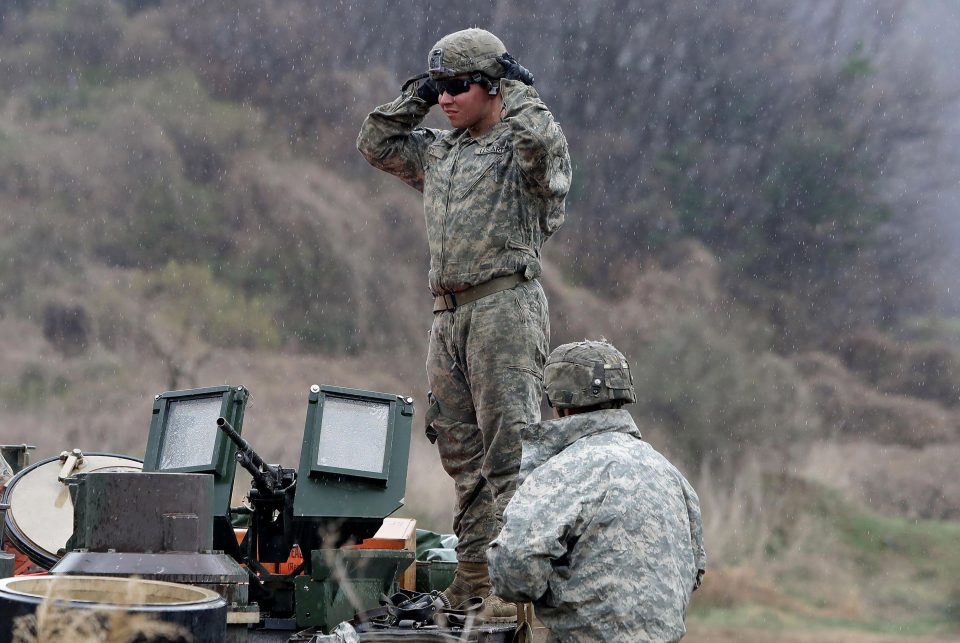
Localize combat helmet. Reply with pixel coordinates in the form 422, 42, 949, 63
544, 340, 637, 410
427, 28, 507, 81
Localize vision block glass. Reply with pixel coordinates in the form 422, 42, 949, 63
316, 396, 390, 475
159, 395, 223, 470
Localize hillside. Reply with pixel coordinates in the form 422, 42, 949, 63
1, 1, 959, 640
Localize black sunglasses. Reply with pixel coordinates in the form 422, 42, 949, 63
435, 77, 480, 96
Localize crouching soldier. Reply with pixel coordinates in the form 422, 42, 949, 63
488, 340, 706, 642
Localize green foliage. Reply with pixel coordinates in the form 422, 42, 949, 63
0, 0, 125, 93
120, 0, 162, 15
0, 206, 78, 310
0, 363, 70, 409
92, 179, 227, 269
899, 315, 960, 347
134, 261, 281, 349
0, 66, 263, 272
650, 132, 891, 296
220, 221, 361, 353
832, 495, 960, 626
542, 3, 942, 341
118, 69, 265, 183
0, 0, 950, 361
946, 585, 960, 626
840, 42, 876, 81
756, 136, 890, 285
693, 475, 960, 635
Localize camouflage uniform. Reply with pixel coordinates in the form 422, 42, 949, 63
488, 409, 706, 642
357, 78, 570, 563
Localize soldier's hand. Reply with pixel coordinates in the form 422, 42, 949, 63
496, 53, 535, 86
416, 77, 440, 106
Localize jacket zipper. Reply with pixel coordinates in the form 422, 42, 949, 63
459, 159, 495, 199
441, 143, 464, 281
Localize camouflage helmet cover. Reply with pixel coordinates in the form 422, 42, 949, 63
428, 28, 507, 80
544, 340, 637, 409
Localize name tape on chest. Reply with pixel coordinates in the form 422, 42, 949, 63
475, 145, 506, 155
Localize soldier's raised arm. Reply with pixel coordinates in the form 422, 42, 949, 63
498, 74, 571, 235
356, 79, 442, 193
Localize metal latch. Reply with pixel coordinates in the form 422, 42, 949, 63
58, 449, 85, 482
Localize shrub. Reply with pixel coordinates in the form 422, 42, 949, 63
631, 312, 819, 469
839, 332, 960, 409
132, 261, 281, 350
0, 363, 70, 410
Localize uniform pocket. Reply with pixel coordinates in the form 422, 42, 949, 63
425, 391, 441, 443
513, 283, 546, 328
459, 158, 498, 199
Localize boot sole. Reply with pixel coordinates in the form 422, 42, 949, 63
481, 615, 518, 624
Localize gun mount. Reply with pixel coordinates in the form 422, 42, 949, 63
216, 416, 298, 571
217, 417, 293, 496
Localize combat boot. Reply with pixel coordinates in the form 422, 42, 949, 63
442, 561, 491, 608
478, 592, 518, 623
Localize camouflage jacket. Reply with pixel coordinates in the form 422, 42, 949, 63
357, 80, 571, 295
488, 409, 706, 643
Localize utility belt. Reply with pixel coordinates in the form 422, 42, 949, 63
432, 273, 527, 314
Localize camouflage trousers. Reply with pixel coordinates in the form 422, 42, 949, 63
425, 279, 549, 563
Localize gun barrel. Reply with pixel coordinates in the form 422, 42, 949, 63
216, 416, 281, 493
217, 417, 269, 471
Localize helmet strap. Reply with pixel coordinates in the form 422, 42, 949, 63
472, 72, 499, 96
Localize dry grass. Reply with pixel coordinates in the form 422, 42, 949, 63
12, 577, 192, 643
690, 451, 960, 639
685, 624, 959, 643
795, 352, 958, 446
545, 238, 724, 348
800, 440, 960, 521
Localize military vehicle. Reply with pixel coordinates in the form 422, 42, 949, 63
0, 383, 526, 642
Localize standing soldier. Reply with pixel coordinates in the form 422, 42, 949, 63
357, 28, 571, 621
488, 340, 706, 641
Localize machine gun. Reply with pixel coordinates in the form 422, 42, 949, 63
210, 386, 416, 629
217, 417, 294, 497
216, 417, 297, 568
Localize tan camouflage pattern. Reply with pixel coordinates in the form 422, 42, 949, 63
426, 279, 549, 562
427, 28, 507, 80
358, 73, 569, 564
488, 409, 706, 642
357, 78, 571, 295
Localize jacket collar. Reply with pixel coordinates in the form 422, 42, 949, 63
519, 409, 642, 483
446, 119, 509, 147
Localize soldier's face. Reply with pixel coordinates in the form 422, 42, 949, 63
438, 76, 500, 134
